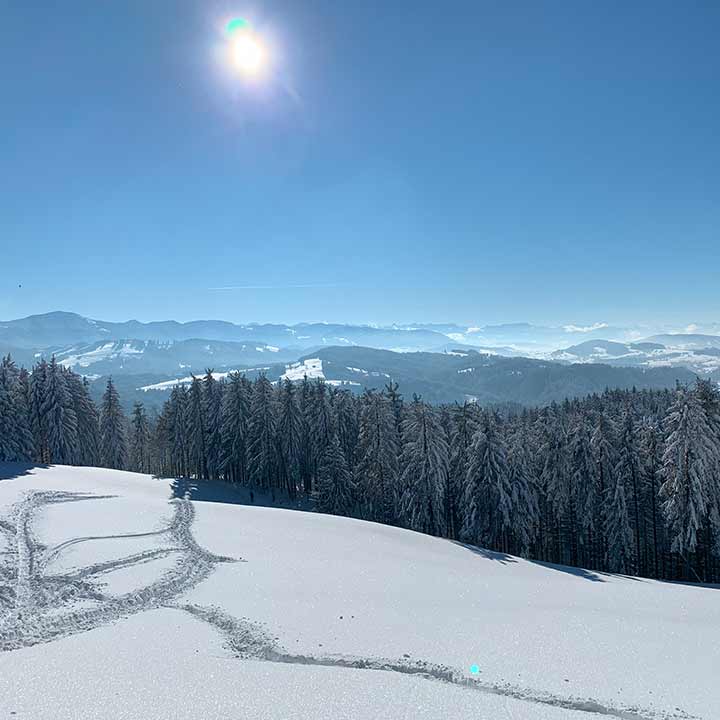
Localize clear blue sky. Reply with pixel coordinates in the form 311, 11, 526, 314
1, 1, 718, 326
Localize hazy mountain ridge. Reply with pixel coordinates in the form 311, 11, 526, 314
4, 311, 720, 356
2, 312, 716, 411
0, 311, 455, 350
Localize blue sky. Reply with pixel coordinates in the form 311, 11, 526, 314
1, 1, 719, 326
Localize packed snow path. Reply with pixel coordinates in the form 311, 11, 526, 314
1, 465, 717, 720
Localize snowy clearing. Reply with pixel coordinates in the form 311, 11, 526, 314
0, 464, 718, 720
281, 357, 325, 382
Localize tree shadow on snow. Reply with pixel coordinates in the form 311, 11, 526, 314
167, 477, 247, 505
529, 563, 720, 588
162, 476, 312, 511
450, 541, 518, 565
451, 541, 610, 583
527, 559, 607, 583
661, 578, 720, 591
0, 462, 50, 482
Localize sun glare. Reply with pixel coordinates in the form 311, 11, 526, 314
231, 32, 267, 77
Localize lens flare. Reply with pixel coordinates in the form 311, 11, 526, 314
226, 17, 250, 34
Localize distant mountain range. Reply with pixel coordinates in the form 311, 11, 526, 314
1, 312, 716, 411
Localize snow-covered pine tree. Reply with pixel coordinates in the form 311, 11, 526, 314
30, 359, 49, 462
297, 375, 314, 495
660, 385, 715, 569
385, 380, 404, 443
10, 365, 35, 461
308, 380, 335, 485
399, 400, 449, 536
529, 409, 554, 561
506, 426, 539, 556
202, 370, 223, 481
0, 357, 18, 461
568, 414, 599, 567
461, 412, 510, 549
334, 389, 360, 469
605, 464, 634, 573
130, 402, 151, 473
277, 378, 303, 498
590, 411, 618, 571
354, 390, 399, 524
639, 419, 664, 578
41, 357, 78, 464
615, 410, 642, 573
313, 431, 355, 516
540, 410, 572, 564
219, 372, 250, 484
0, 355, 18, 383
694, 378, 720, 565
99, 377, 127, 469
695, 379, 720, 466
167, 385, 189, 477
447, 402, 480, 540
187, 376, 207, 479
64, 371, 99, 466
247, 375, 278, 489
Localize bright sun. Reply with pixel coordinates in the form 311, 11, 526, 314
231, 33, 267, 77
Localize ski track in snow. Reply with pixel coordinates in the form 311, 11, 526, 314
0, 490, 236, 651
0, 491, 696, 720
177, 603, 694, 720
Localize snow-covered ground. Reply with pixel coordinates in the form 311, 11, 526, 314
280, 358, 361, 387
1, 465, 718, 720
281, 357, 325, 381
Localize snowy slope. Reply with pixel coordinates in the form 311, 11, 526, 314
1, 465, 718, 720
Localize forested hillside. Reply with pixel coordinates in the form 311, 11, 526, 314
291, 347, 701, 405
122, 346, 700, 413
2, 354, 719, 583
